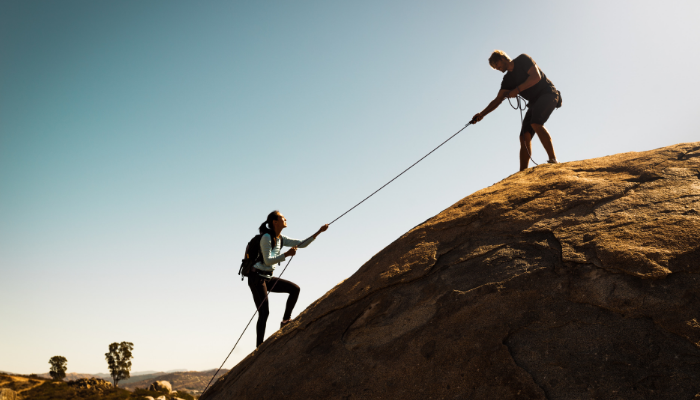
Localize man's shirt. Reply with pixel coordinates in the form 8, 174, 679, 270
500, 54, 557, 102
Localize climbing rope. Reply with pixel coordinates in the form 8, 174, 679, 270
201, 121, 475, 396
508, 95, 539, 166
329, 121, 473, 225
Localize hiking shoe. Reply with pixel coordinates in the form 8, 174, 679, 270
280, 319, 291, 329
547, 159, 559, 164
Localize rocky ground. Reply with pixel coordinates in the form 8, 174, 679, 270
201, 142, 700, 400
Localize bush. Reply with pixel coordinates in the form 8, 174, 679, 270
174, 390, 195, 400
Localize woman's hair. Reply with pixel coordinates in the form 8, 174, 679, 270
259, 210, 281, 246
488, 50, 511, 69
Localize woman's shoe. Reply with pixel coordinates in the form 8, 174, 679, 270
280, 319, 291, 328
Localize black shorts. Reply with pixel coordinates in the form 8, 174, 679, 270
520, 92, 559, 137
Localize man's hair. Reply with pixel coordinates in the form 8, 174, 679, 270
488, 50, 511, 69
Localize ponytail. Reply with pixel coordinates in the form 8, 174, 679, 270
259, 210, 281, 247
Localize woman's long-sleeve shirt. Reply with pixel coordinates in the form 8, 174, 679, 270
254, 233, 315, 275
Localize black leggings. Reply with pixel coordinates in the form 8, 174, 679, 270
247, 273, 300, 347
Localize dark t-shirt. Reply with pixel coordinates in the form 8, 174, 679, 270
500, 54, 557, 102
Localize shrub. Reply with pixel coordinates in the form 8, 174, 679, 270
174, 390, 195, 400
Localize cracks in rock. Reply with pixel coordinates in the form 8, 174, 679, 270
502, 335, 550, 400
650, 194, 700, 206
676, 145, 700, 161
566, 280, 700, 351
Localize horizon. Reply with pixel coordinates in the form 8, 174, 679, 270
2, 0, 699, 374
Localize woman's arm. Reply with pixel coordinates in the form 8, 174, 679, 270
312, 224, 329, 239
260, 234, 287, 266
281, 224, 329, 250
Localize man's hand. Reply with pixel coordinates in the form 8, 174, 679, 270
471, 113, 483, 124
507, 88, 519, 98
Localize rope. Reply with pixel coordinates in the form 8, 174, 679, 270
508, 95, 538, 166
201, 121, 475, 396
329, 122, 473, 225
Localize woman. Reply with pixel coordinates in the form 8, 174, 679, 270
249, 210, 328, 347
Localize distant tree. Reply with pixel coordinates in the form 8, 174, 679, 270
104, 341, 133, 387
48, 355, 67, 381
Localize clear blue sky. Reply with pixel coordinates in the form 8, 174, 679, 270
1, 0, 698, 375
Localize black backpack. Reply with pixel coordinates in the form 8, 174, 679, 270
238, 234, 283, 280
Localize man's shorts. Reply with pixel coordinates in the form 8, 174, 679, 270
520, 92, 560, 138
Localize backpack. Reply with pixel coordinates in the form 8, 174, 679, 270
238, 234, 283, 280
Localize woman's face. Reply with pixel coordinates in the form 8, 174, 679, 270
273, 213, 288, 232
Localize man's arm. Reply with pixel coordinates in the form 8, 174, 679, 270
506, 65, 541, 98
472, 89, 509, 123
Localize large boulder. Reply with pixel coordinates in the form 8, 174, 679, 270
148, 380, 172, 393
202, 142, 700, 400
0, 388, 17, 400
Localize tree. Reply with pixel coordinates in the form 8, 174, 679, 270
48, 356, 67, 381
104, 341, 133, 387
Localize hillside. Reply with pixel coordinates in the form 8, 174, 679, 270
0, 373, 47, 394
201, 142, 700, 399
36, 372, 112, 381
121, 369, 228, 393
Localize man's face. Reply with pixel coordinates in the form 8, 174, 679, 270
492, 59, 507, 73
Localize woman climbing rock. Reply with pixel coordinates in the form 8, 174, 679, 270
249, 210, 328, 347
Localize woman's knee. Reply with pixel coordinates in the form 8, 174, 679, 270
258, 303, 270, 318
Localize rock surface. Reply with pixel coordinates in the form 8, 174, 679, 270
148, 380, 172, 393
202, 143, 700, 400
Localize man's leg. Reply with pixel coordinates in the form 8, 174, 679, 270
531, 123, 557, 162
519, 132, 533, 171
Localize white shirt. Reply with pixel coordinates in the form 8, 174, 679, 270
253, 233, 315, 274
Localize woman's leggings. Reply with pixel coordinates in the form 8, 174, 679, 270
247, 273, 300, 347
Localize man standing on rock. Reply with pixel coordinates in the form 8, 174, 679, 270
472, 50, 561, 171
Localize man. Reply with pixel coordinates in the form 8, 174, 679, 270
472, 50, 561, 171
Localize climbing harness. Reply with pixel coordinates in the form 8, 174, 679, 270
201, 121, 475, 396
508, 95, 539, 166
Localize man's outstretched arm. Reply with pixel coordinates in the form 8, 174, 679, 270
472, 89, 509, 123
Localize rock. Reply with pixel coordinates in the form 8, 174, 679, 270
0, 388, 17, 400
155, 396, 167, 400
201, 142, 700, 400
148, 380, 172, 393
142, 397, 154, 400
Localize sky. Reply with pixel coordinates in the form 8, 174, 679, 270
1, 0, 699, 375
